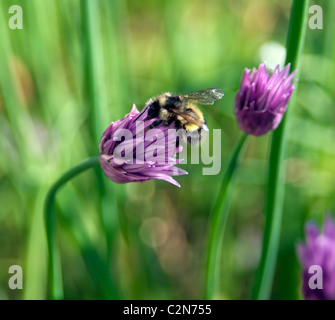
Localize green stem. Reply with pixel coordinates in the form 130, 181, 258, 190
252, 0, 310, 300
81, 1, 118, 299
44, 156, 100, 299
205, 133, 249, 299
81, 0, 104, 144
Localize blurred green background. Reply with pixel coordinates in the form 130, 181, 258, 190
0, 0, 334, 300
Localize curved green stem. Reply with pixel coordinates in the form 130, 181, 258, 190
205, 133, 249, 299
44, 156, 100, 299
252, 0, 310, 300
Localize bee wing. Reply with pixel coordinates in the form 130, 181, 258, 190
171, 108, 203, 127
181, 88, 224, 105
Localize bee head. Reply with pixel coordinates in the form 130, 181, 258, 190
146, 99, 160, 120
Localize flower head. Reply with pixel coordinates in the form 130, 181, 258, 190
234, 62, 296, 136
99, 105, 187, 187
297, 215, 335, 300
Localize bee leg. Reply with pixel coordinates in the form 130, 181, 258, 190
145, 120, 163, 132
176, 136, 180, 149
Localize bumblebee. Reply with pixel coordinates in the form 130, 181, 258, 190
143, 88, 224, 144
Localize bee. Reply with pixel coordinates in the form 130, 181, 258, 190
143, 88, 224, 145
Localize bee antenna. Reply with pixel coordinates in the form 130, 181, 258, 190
132, 106, 149, 123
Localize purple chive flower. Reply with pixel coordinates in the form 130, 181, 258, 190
234, 62, 296, 136
99, 104, 187, 187
297, 216, 335, 300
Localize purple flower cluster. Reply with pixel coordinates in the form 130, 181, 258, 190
298, 216, 335, 300
234, 63, 296, 136
99, 105, 187, 187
